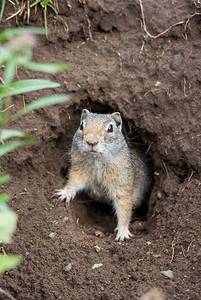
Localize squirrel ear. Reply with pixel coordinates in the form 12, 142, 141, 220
111, 112, 122, 129
81, 109, 90, 121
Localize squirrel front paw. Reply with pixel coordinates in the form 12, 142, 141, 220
55, 187, 76, 203
115, 226, 133, 241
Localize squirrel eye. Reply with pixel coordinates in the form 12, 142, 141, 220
107, 124, 113, 132
80, 121, 84, 131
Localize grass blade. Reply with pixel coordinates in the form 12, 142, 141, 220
0, 255, 21, 274
48, 3, 58, 14
42, 0, 51, 7
0, 193, 11, 203
0, 79, 60, 98
0, 140, 33, 157
25, 94, 70, 112
30, 0, 41, 7
44, 5, 48, 38
26, 62, 70, 73
0, 210, 17, 243
0, 27, 46, 43
0, 0, 6, 22
0, 129, 32, 141
0, 175, 11, 185
11, 94, 69, 121
3, 59, 16, 85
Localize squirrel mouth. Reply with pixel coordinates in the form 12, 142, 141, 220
89, 150, 97, 153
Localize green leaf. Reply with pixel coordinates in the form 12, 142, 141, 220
0, 79, 60, 98
0, 46, 11, 65
0, 101, 4, 125
0, 129, 32, 141
42, 0, 51, 7
11, 94, 69, 121
25, 94, 70, 112
0, 27, 46, 43
0, 0, 6, 22
30, 0, 41, 8
25, 62, 70, 73
48, 3, 58, 14
0, 255, 21, 274
0, 140, 30, 157
3, 58, 16, 85
0, 210, 17, 243
0, 174, 11, 185
0, 193, 11, 203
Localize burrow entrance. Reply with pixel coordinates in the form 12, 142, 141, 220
56, 100, 154, 236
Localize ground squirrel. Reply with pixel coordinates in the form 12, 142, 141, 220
57, 109, 152, 241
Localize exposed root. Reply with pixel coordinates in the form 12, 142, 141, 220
83, 0, 93, 41
139, 0, 201, 40
139, 0, 184, 39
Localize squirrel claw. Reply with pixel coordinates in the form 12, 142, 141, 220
115, 227, 133, 241
54, 189, 72, 203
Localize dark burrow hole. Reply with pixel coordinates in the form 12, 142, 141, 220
58, 101, 154, 235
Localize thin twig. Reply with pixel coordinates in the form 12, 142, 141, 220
0, 76, 6, 86
0, 247, 6, 255
27, 0, 30, 24
1, 104, 14, 113
46, 171, 55, 177
183, 77, 187, 97
162, 161, 169, 177
0, 288, 17, 300
187, 241, 193, 252
181, 246, 186, 258
170, 237, 175, 264
8, 0, 16, 5
22, 95, 26, 112
145, 142, 152, 154
83, 0, 93, 41
188, 170, 194, 182
6, 9, 21, 20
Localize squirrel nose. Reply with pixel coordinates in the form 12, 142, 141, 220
85, 134, 99, 147
86, 140, 98, 147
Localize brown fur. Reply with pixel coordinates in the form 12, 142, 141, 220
56, 109, 152, 241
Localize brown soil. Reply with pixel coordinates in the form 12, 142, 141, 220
0, 1, 201, 299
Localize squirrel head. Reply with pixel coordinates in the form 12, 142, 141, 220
73, 109, 125, 156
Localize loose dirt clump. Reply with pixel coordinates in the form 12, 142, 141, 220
0, 1, 200, 299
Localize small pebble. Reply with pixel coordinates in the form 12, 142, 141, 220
157, 191, 162, 199
63, 217, 69, 222
155, 81, 161, 87
94, 230, 102, 237
94, 245, 101, 252
161, 270, 173, 279
64, 263, 72, 272
135, 40, 142, 46
49, 232, 56, 238
25, 252, 29, 256
171, 54, 182, 70
91, 263, 103, 270
55, 222, 59, 225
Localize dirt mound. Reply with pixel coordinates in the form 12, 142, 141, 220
0, 1, 200, 299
